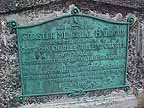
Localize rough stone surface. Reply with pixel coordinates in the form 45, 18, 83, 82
19, 94, 137, 108
95, 0, 144, 9
0, 0, 144, 14
0, 1, 144, 108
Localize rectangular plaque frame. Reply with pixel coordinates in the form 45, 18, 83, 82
8, 7, 133, 97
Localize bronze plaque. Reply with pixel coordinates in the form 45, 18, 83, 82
15, 8, 129, 96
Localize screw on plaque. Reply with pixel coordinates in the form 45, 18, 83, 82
127, 16, 137, 26
7, 21, 17, 34
71, 6, 80, 15
17, 95, 24, 103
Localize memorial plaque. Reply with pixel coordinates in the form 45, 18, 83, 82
15, 8, 129, 96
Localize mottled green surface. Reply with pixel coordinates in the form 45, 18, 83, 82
16, 12, 129, 96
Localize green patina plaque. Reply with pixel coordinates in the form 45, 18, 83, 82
13, 8, 130, 96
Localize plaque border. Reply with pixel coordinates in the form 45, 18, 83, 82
6, 7, 135, 100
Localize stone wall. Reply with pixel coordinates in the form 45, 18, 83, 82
1, 0, 144, 14
0, 0, 143, 108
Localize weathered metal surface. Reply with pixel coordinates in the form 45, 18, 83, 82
15, 8, 129, 96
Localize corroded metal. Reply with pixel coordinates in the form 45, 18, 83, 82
10, 7, 129, 97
